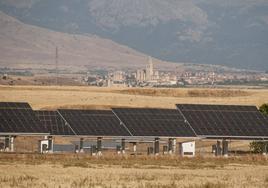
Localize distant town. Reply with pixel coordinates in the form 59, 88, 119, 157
1, 57, 268, 88
83, 57, 268, 88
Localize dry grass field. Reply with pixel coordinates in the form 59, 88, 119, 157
1, 85, 268, 188
0, 154, 268, 188
0, 85, 268, 110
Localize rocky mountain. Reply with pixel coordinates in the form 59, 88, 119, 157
0, 0, 268, 71
0, 11, 176, 71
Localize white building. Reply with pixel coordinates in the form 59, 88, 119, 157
146, 56, 154, 81
113, 71, 124, 81
136, 69, 146, 82
136, 56, 160, 82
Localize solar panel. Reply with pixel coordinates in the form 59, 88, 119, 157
0, 109, 47, 134
176, 104, 258, 112
0, 102, 32, 109
112, 108, 196, 137
58, 109, 130, 136
35, 111, 75, 135
176, 104, 268, 138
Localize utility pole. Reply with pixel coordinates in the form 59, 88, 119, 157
55, 47, 58, 85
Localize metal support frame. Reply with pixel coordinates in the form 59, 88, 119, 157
262, 140, 267, 155
178, 142, 183, 156
79, 138, 84, 153
133, 142, 137, 154
154, 137, 160, 155
10, 136, 14, 152
163, 145, 168, 155
48, 136, 53, 153
168, 138, 173, 154
97, 137, 102, 156
4, 135, 15, 152
121, 138, 126, 154
91, 145, 97, 156
4, 136, 10, 151
222, 139, 229, 157
172, 138, 177, 154
215, 140, 222, 156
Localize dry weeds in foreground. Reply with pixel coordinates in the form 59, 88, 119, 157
0, 154, 267, 188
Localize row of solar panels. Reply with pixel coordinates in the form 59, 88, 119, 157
0, 102, 268, 139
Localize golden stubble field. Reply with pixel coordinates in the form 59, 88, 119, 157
0, 85, 268, 110
0, 154, 268, 188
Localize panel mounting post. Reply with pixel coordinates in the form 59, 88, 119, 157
48, 136, 53, 153
172, 138, 177, 154
10, 136, 15, 152
80, 138, 84, 153
133, 142, 137, 155
4, 136, 9, 152
121, 138, 126, 154
168, 138, 173, 154
97, 137, 102, 156
222, 139, 229, 157
216, 140, 222, 156
154, 137, 160, 155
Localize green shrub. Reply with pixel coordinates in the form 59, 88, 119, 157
250, 141, 268, 154
259, 103, 268, 115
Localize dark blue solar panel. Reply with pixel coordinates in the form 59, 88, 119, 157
176, 104, 268, 138
58, 109, 130, 136
0, 102, 31, 109
0, 109, 47, 134
112, 108, 196, 137
35, 111, 75, 135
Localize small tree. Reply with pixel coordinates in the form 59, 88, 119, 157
259, 103, 268, 115
250, 141, 268, 153
249, 103, 268, 154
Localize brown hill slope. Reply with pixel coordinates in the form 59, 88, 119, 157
0, 11, 177, 71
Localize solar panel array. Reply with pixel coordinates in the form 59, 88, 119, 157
177, 104, 258, 112
0, 102, 31, 109
112, 108, 196, 137
58, 109, 131, 136
0, 102, 47, 134
176, 104, 268, 137
35, 111, 75, 135
1, 101, 267, 139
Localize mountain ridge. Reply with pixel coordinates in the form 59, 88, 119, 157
1, 0, 267, 71
0, 11, 178, 71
